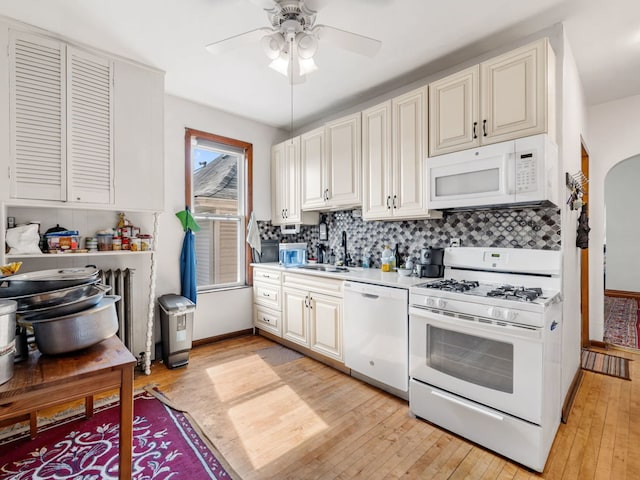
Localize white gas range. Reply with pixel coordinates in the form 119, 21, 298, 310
408, 247, 562, 472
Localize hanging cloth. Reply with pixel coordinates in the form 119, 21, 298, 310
576, 203, 590, 249
176, 206, 200, 304
246, 211, 261, 254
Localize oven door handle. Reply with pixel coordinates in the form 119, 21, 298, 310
431, 390, 504, 421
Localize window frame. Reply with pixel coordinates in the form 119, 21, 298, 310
185, 128, 254, 289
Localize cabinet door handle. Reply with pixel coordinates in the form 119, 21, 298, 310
393, 194, 397, 209
473, 121, 478, 139
386, 196, 391, 209
483, 119, 488, 137
304, 295, 309, 308
262, 292, 270, 297
309, 296, 313, 309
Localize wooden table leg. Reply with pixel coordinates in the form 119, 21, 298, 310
118, 365, 134, 480
29, 412, 37, 439
85, 396, 94, 419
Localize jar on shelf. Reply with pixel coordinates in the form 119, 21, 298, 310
96, 233, 113, 251
112, 236, 122, 251
85, 237, 98, 252
138, 234, 152, 251
122, 237, 130, 250
130, 237, 142, 252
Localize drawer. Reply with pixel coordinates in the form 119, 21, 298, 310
253, 268, 281, 284
282, 272, 343, 297
254, 304, 281, 336
253, 282, 281, 310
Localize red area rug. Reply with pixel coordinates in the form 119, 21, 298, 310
603, 296, 640, 349
0, 389, 237, 479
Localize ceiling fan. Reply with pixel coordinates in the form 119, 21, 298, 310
206, 0, 382, 83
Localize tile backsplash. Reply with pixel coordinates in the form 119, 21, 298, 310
258, 208, 561, 268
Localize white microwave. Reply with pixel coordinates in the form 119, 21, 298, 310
427, 134, 558, 210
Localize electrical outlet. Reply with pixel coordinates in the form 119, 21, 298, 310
449, 238, 461, 247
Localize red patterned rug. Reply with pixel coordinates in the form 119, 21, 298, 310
0, 389, 237, 479
604, 296, 640, 349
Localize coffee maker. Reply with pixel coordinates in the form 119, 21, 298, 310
416, 247, 444, 278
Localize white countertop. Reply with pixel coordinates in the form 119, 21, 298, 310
251, 263, 436, 289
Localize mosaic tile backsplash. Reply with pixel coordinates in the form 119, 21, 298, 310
258, 208, 561, 268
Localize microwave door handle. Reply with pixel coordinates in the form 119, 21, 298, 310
505, 153, 516, 195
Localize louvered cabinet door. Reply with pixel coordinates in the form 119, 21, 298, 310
66, 46, 114, 204
9, 31, 67, 201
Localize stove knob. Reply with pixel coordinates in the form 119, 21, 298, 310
435, 298, 447, 309
488, 306, 503, 320
505, 310, 517, 322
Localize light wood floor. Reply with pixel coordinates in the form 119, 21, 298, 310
9, 334, 639, 479
128, 334, 640, 480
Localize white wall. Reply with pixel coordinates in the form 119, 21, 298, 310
587, 94, 640, 341
559, 33, 588, 400
604, 156, 640, 291
159, 94, 284, 340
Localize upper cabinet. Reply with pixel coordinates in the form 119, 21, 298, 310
9, 30, 114, 204
429, 38, 555, 156
301, 112, 362, 211
362, 87, 441, 220
272, 137, 319, 226
112, 59, 164, 212
4, 26, 165, 212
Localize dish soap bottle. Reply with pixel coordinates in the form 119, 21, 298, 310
381, 245, 392, 272
362, 248, 370, 268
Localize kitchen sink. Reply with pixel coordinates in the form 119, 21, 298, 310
296, 265, 350, 273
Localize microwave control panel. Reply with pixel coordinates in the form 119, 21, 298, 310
515, 151, 537, 192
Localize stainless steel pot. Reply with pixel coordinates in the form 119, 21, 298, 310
0, 267, 99, 297
27, 295, 120, 355
0, 300, 17, 384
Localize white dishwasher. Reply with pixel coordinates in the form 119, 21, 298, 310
343, 281, 409, 397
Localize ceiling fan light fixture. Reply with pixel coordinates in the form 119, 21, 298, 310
261, 32, 285, 59
269, 51, 290, 76
298, 56, 318, 75
296, 32, 318, 59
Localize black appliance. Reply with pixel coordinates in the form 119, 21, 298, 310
252, 239, 279, 263
417, 247, 444, 278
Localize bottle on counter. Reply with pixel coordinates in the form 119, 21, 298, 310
381, 245, 392, 272
362, 248, 370, 268
394, 245, 401, 270
328, 249, 336, 265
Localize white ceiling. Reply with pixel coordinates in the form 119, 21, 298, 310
1, 0, 639, 130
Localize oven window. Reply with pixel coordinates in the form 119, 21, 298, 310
427, 325, 514, 393
435, 168, 500, 197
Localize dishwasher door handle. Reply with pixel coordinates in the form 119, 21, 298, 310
361, 293, 380, 300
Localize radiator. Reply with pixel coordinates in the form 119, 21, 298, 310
99, 268, 135, 351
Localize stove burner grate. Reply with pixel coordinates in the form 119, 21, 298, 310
425, 279, 479, 292
486, 285, 543, 302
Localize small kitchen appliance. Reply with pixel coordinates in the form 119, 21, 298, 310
408, 247, 562, 472
416, 247, 444, 278
278, 243, 307, 267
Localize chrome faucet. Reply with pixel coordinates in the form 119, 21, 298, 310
342, 231, 351, 266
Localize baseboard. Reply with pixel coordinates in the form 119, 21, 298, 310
589, 340, 608, 349
192, 329, 253, 348
256, 328, 350, 375
562, 367, 584, 423
605, 289, 640, 301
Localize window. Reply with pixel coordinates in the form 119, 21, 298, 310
185, 128, 252, 289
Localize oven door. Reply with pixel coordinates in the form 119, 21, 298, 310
428, 141, 516, 209
409, 306, 543, 424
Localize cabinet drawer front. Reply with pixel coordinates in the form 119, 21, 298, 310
254, 304, 281, 336
282, 273, 343, 297
254, 283, 281, 309
253, 268, 281, 284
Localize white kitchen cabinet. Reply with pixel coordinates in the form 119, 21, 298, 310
362, 88, 441, 220
282, 272, 343, 361
429, 38, 554, 156
113, 59, 164, 211
253, 267, 282, 336
300, 113, 362, 211
272, 138, 318, 226
300, 126, 326, 209
8, 30, 114, 204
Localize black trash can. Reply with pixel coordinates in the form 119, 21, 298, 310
158, 294, 195, 368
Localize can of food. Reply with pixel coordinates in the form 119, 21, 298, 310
138, 234, 152, 251
122, 237, 130, 250
112, 236, 122, 250
130, 237, 141, 252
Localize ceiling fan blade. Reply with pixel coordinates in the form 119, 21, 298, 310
206, 28, 273, 55
247, 0, 281, 11
313, 25, 381, 57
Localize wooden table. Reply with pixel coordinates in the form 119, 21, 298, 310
0, 335, 137, 480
